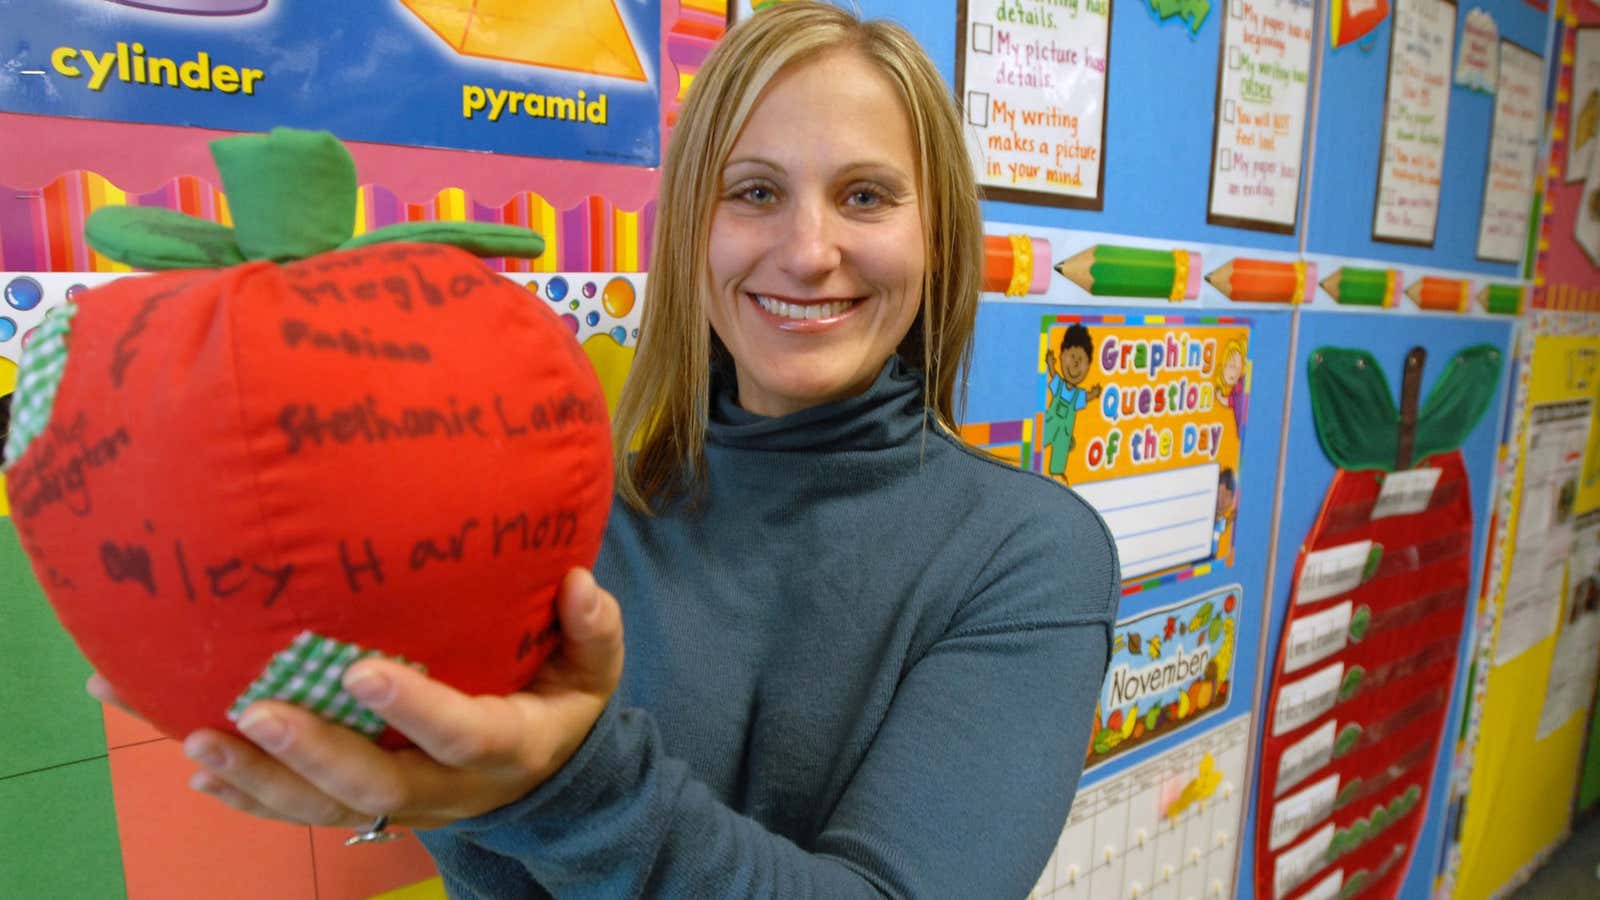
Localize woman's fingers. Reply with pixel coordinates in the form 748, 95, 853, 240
86, 672, 138, 718
184, 724, 364, 828
543, 568, 625, 695
340, 658, 520, 770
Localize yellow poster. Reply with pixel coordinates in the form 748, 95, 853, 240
1456, 330, 1600, 900
1036, 315, 1250, 581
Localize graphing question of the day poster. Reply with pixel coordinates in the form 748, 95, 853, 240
1037, 316, 1250, 580
0, 0, 662, 166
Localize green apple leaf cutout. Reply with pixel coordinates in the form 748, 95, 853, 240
1348, 605, 1372, 642
1340, 665, 1366, 702
1307, 344, 1503, 472
1334, 722, 1364, 757
1336, 777, 1364, 810
84, 127, 544, 270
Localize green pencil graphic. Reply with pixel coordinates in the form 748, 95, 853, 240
1054, 245, 1202, 301
1477, 283, 1525, 315
1319, 266, 1400, 307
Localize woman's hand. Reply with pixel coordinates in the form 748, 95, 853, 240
88, 567, 624, 831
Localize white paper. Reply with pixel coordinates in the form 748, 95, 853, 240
1296, 540, 1376, 605
1269, 774, 1339, 850
1273, 662, 1344, 736
1454, 8, 1498, 92
1209, 0, 1315, 227
1284, 601, 1353, 673
960, 0, 1109, 203
1538, 513, 1600, 738
1301, 869, 1345, 900
1273, 822, 1335, 899
1566, 28, 1600, 183
1477, 41, 1544, 263
1498, 400, 1594, 665
1371, 467, 1443, 519
1276, 720, 1337, 796
1374, 0, 1457, 244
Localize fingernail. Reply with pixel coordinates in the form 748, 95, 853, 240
238, 709, 289, 752
189, 771, 218, 793
345, 667, 392, 707
183, 736, 227, 770
580, 571, 600, 619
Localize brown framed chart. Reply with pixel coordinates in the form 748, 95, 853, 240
1372, 0, 1459, 247
1205, 0, 1316, 234
955, 0, 1112, 210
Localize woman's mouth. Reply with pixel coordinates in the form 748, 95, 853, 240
750, 293, 862, 328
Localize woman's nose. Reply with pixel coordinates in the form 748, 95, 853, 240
777, 197, 843, 280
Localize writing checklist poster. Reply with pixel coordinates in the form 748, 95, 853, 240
1209, 0, 1315, 231
1477, 41, 1543, 263
1375, 0, 1458, 245
957, 0, 1111, 208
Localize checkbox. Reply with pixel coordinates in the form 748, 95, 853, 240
967, 91, 990, 127
1223, 99, 1235, 122
1229, 47, 1242, 69
1220, 152, 1232, 171
973, 22, 994, 54
1231, 0, 1243, 17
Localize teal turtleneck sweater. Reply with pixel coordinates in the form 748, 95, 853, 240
418, 357, 1120, 898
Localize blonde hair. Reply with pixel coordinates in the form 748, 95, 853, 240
1216, 338, 1247, 391
612, 1, 983, 512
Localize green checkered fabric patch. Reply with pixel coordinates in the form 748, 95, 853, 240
4, 302, 77, 464
229, 631, 410, 739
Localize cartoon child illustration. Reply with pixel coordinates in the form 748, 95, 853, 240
1213, 467, 1237, 556
1043, 324, 1102, 481
1216, 338, 1248, 432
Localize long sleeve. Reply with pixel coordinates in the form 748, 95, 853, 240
418, 491, 1118, 899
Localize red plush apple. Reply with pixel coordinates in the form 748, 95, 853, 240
2, 129, 612, 745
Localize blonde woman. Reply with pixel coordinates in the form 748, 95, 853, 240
122, 4, 1119, 896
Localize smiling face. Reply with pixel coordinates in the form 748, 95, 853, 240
1062, 346, 1091, 386
705, 48, 925, 418
1223, 350, 1244, 386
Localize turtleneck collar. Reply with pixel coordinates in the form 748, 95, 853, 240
706, 356, 928, 453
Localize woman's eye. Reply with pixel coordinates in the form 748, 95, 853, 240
846, 188, 885, 207
733, 184, 776, 204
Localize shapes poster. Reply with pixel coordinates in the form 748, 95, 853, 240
0, 1, 661, 166
1087, 584, 1242, 768
956, 0, 1111, 208
1374, 0, 1458, 245
1038, 316, 1250, 580
1208, 0, 1315, 232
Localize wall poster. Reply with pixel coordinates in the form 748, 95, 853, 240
1036, 315, 1250, 581
1373, 0, 1458, 245
956, 0, 1112, 208
1477, 41, 1545, 263
1207, 0, 1315, 232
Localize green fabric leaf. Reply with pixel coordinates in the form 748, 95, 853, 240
1307, 347, 1400, 472
1414, 344, 1504, 461
84, 207, 245, 270
341, 221, 545, 259
211, 127, 357, 261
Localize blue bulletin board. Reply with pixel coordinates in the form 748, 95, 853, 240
0, 0, 661, 166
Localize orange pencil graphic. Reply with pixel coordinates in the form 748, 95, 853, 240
1205, 258, 1317, 304
1405, 276, 1471, 312
983, 234, 1053, 296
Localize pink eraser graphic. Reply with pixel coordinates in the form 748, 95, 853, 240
1031, 238, 1052, 294
105, 0, 268, 14
1185, 252, 1202, 299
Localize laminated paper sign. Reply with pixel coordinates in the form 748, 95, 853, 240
956, 0, 1111, 208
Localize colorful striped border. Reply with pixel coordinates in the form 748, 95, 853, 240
666, 0, 730, 128
1, 172, 654, 274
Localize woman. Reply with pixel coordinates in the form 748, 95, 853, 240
98, 4, 1119, 896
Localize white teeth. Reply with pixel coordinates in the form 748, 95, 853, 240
755, 295, 854, 320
